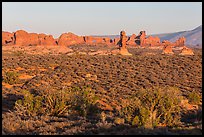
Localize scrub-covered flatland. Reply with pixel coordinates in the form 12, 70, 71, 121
2, 45, 202, 135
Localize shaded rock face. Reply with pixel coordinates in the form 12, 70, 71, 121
2, 31, 14, 45
179, 46, 194, 55
118, 31, 132, 55
58, 32, 84, 46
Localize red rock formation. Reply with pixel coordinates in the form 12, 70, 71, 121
113, 38, 120, 45
127, 34, 137, 46
13, 30, 57, 46
84, 36, 112, 45
137, 31, 146, 46
162, 40, 174, 54
92, 37, 104, 44
174, 36, 186, 47
179, 46, 194, 55
118, 31, 132, 55
29, 33, 39, 45
145, 36, 161, 47
103, 37, 111, 44
2, 31, 14, 45
84, 36, 93, 44
58, 32, 84, 46
38, 34, 57, 46
38, 34, 47, 45
14, 30, 30, 46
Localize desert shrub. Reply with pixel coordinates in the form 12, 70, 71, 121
117, 86, 183, 128
15, 90, 44, 117
71, 86, 99, 117
188, 92, 200, 105
135, 86, 183, 128
14, 86, 99, 117
117, 97, 141, 124
41, 89, 73, 116
3, 71, 20, 85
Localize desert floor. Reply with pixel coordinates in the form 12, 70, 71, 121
2, 45, 202, 135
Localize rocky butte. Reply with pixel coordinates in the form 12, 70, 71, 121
2, 29, 194, 55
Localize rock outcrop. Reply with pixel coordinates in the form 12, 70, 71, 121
38, 34, 57, 46
91, 37, 104, 44
58, 32, 84, 46
126, 34, 137, 46
174, 36, 186, 47
2, 31, 14, 46
2, 30, 194, 56
113, 38, 120, 45
84, 36, 93, 44
13, 30, 57, 46
162, 40, 174, 54
118, 31, 132, 55
179, 46, 194, 55
145, 36, 161, 47
136, 31, 146, 46
103, 37, 111, 45
14, 30, 30, 46
29, 33, 39, 46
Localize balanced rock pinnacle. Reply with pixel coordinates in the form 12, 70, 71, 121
119, 31, 132, 56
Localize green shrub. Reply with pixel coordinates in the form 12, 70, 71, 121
3, 71, 20, 85
42, 89, 73, 116
116, 86, 183, 128
136, 86, 183, 128
188, 92, 200, 105
15, 90, 44, 116
71, 86, 99, 117
117, 97, 141, 124
14, 86, 99, 117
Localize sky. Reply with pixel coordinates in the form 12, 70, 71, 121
2, 2, 202, 38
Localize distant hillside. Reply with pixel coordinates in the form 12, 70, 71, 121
152, 25, 202, 48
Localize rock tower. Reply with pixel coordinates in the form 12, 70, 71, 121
119, 31, 132, 55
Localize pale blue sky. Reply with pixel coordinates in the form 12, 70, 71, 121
2, 2, 202, 38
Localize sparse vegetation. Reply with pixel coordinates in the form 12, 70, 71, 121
116, 86, 183, 128
188, 92, 201, 105
3, 71, 20, 85
14, 86, 99, 117
2, 46, 202, 135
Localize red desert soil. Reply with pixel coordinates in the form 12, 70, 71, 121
2, 44, 202, 135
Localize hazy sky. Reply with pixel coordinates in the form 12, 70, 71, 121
2, 2, 202, 38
